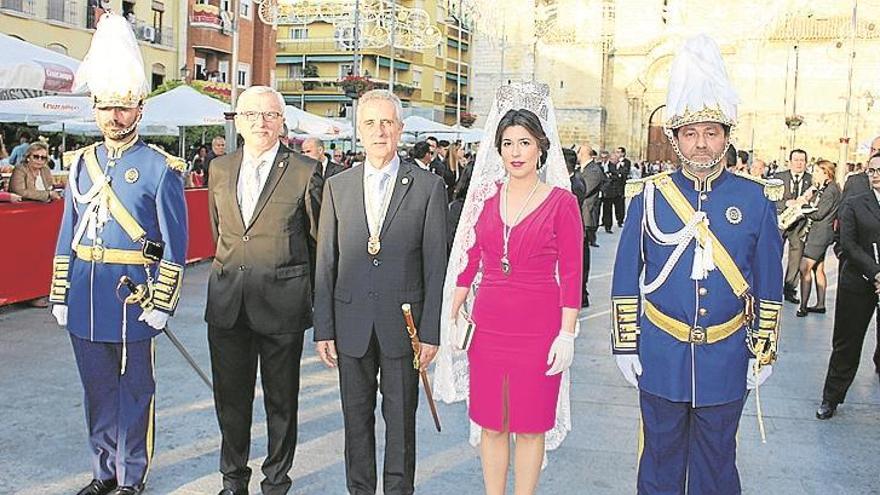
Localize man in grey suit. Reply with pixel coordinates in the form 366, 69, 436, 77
314, 90, 447, 495
775, 148, 812, 304
205, 86, 318, 495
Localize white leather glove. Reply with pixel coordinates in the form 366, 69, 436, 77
138, 309, 170, 330
52, 304, 68, 326
615, 354, 642, 388
546, 331, 575, 376
746, 358, 773, 390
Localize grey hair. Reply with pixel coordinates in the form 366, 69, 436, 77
236, 85, 286, 113
303, 136, 324, 150
358, 89, 403, 124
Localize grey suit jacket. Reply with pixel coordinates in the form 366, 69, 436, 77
204, 144, 318, 333
313, 160, 448, 359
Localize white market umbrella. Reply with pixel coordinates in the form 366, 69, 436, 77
402, 115, 458, 138
0, 33, 83, 100
140, 85, 227, 127
284, 105, 352, 139
0, 95, 93, 124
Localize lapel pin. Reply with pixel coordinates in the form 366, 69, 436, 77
401, 177, 410, 185
278, 161, 285, 168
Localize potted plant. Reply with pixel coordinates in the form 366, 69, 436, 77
302, 64, 319, 91
338, 75, 375, 99
785, 114, 804, 131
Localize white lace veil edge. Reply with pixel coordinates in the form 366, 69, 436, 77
433, 80, 574, 454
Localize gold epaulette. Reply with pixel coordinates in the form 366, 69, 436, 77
63, 143, 97, 168
624, 171, 674, 199
735, 173, 784, 201
147, 144, 187, 173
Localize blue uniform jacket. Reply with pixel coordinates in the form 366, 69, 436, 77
611, 167, 783, 406
50, 138, 188, 343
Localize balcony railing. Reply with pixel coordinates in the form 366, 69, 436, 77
1, 0, 36, 15
446, 59, 468, 73
132, 20, 174, 48
276, 38, 422, 65
275, 77, 343, 94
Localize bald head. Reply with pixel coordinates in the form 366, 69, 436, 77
749, 159, 766, 178
301, 137, 325, 162
577, 144, 595, 166
871, 135, 880, 158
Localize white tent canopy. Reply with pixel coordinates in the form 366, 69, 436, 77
0, 32, 82, 100
402, 115, 457, 137
0, 95, 93, 124
285, 105, 352, 140
140, 85, 227, 127
39, 118, 178, 136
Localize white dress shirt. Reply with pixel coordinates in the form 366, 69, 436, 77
237, 141, 280, 224
363, 155, 400, 233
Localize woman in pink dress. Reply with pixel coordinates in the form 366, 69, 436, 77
446, 102, 583, 494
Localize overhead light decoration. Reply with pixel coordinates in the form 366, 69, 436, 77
257, 0, 443, 50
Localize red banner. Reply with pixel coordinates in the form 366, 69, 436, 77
0, 188, 215, 306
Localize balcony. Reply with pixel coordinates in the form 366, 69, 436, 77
275, 77, 342, 94
47, 0, 78, 25
433, 91, 444, 105
276, 38, 422, 65
132, 20, 174, 48
446, 59, 468, 73
191, 3, 231, 32
446, 24, 471, 43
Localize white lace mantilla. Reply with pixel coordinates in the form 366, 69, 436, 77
433, 80, 575, 462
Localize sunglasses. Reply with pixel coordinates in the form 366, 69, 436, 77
29, 154, 49, 161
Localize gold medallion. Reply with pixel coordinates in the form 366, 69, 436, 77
124, 167, 139, 184
368, 236, 381, 256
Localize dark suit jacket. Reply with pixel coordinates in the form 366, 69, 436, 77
804, 181, 841, 252
313, 160, 448, 359
205, 144, 318, 333
839, 191, 880, 293
309, 158, 344, 231
842, 171, 870, 202
774, 169, 813, 214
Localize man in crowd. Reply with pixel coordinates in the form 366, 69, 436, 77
776, 149, 812, 303
611, 34, 782, 494
202, 135, 226, 183
749, 158, 767, 178
579, 146, 604, 248
8, 130, 32, 166
314, 89, 447, 495
565, 148, 590, 307
205, 86, 319, 495
50, 13, 188, 495
407, 141, 433, 172
600, 149, 627, 232
302, 136, 344, 228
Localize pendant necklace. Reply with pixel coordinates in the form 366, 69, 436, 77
500, 179, 541, 275
365, 172, 396, 256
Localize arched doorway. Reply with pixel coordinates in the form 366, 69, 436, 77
646, 104, 676, 163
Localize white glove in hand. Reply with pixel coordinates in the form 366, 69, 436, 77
615, 354, 642, 388
138, 309, 169, 330
746, 358, 773, 390
52, 305, 68, 326
546, 331, 575, 376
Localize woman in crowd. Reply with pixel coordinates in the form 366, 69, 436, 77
797, 159, 842, 317
444, 141, 466, 201
447, 164, 473, 252
9, 142, 61, 202
439, 82, 582, 494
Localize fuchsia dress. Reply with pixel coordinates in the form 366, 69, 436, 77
457, 184, 583, 433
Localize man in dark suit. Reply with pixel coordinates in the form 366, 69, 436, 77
775, 149, 812, 303
817, 153, 880, 419
314, 90, 447, 495
302, 137, 344, 236
600, 150, 626, 232
203, 135, 226, 184
564, 148, 590, 307
579, 146, 604, 247
205, 86, 318, 495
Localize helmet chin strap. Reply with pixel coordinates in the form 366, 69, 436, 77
664, 127, 731, 173
97, 108, 143, 141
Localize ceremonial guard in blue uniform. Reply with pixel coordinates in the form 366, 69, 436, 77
49, 13, 188, 495
610, 35, 784, 494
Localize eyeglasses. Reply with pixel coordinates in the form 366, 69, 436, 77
866, 168, 880, 176
29, 154, 49, 161
237, 111, 283, 122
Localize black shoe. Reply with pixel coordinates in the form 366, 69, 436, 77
218, 489, 248, 495
618, 223, 624, 227
581, 295, 590, 308
806, 306, 826, 314
796, 308, 808, 317
77, 479, 118, 495
605, 228, 613, 233
589, 242, 600, 248
110, 486, 144, 495
816, 401, 837, 420
784, 293, 800, 304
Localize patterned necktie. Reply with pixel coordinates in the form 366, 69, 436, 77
242, 159, 265, 224
372, 171, 390, 220
793, 175, 801, 197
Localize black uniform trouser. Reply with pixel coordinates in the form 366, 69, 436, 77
208, 307, 305, 495
338, 332, 419, 495
822, 287, 877, 404
582, 235, 591, 297
602, 196, 625, 229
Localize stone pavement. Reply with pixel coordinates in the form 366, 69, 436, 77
1, 228, 879, 494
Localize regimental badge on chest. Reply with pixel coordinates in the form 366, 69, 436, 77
124, 167, 139, 184
725, 206, 743, 225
